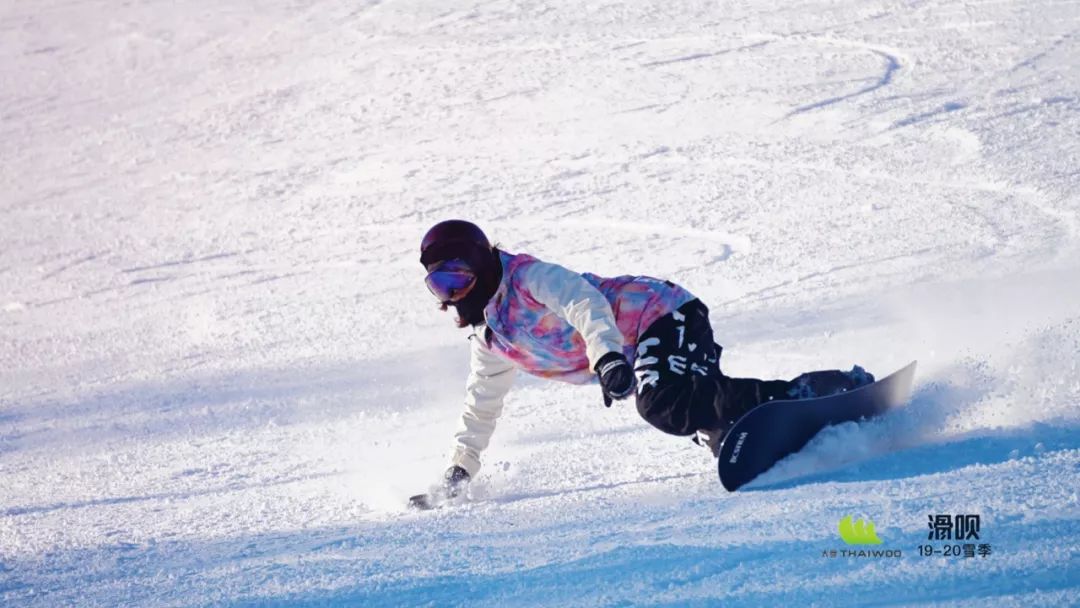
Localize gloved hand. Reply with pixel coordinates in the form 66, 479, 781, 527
408, 465, 472, 510
443, 465, 471, 498
595, 351, 636, 407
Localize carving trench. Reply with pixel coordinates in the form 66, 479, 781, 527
786, 49, 901, 117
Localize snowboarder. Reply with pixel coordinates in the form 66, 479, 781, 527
416, 219, 873, 504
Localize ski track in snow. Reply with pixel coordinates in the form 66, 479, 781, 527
2, 0, 1079, 606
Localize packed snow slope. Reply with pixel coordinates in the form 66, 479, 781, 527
2, 0, 1079, 605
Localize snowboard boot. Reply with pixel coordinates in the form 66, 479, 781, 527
693, 425, 731, 458
693, 375, 793, 457
787, 365, 875, 399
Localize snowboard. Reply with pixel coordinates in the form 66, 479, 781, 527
716, 361, 917, 491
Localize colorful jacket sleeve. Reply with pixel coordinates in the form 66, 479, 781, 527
520, 260, 625, 369
450, 333, 517, 476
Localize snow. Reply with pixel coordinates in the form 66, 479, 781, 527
2, 0, 1078, 605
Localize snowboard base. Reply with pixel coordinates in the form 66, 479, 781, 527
717, 361, 917, 491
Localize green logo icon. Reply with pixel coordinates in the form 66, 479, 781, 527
838, 515, 883, 545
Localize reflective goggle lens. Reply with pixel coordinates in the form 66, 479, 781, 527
424, 259, 477, 303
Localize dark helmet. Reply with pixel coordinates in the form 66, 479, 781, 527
419, 219, 492, 268
419, 220, 501, 327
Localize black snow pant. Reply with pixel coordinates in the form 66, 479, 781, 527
633, 299, 792, 436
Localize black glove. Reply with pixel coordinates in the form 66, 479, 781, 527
595, 351, 636, 407
443, 465, 471, 498
408, 465, 472, 510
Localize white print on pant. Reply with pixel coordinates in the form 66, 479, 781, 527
634, 310, 713, 395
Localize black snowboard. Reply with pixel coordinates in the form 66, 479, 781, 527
716, 361, 917, 491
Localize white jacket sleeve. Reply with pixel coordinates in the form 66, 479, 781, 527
521, 260, 624, 368
450, 334, 516, 476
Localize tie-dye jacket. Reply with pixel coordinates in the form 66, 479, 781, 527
449, 250, 696, 476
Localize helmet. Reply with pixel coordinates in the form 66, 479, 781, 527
419, 220, 501, 327
419, 219, 491, 268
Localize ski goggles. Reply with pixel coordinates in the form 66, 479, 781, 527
424, 258, 477, 304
